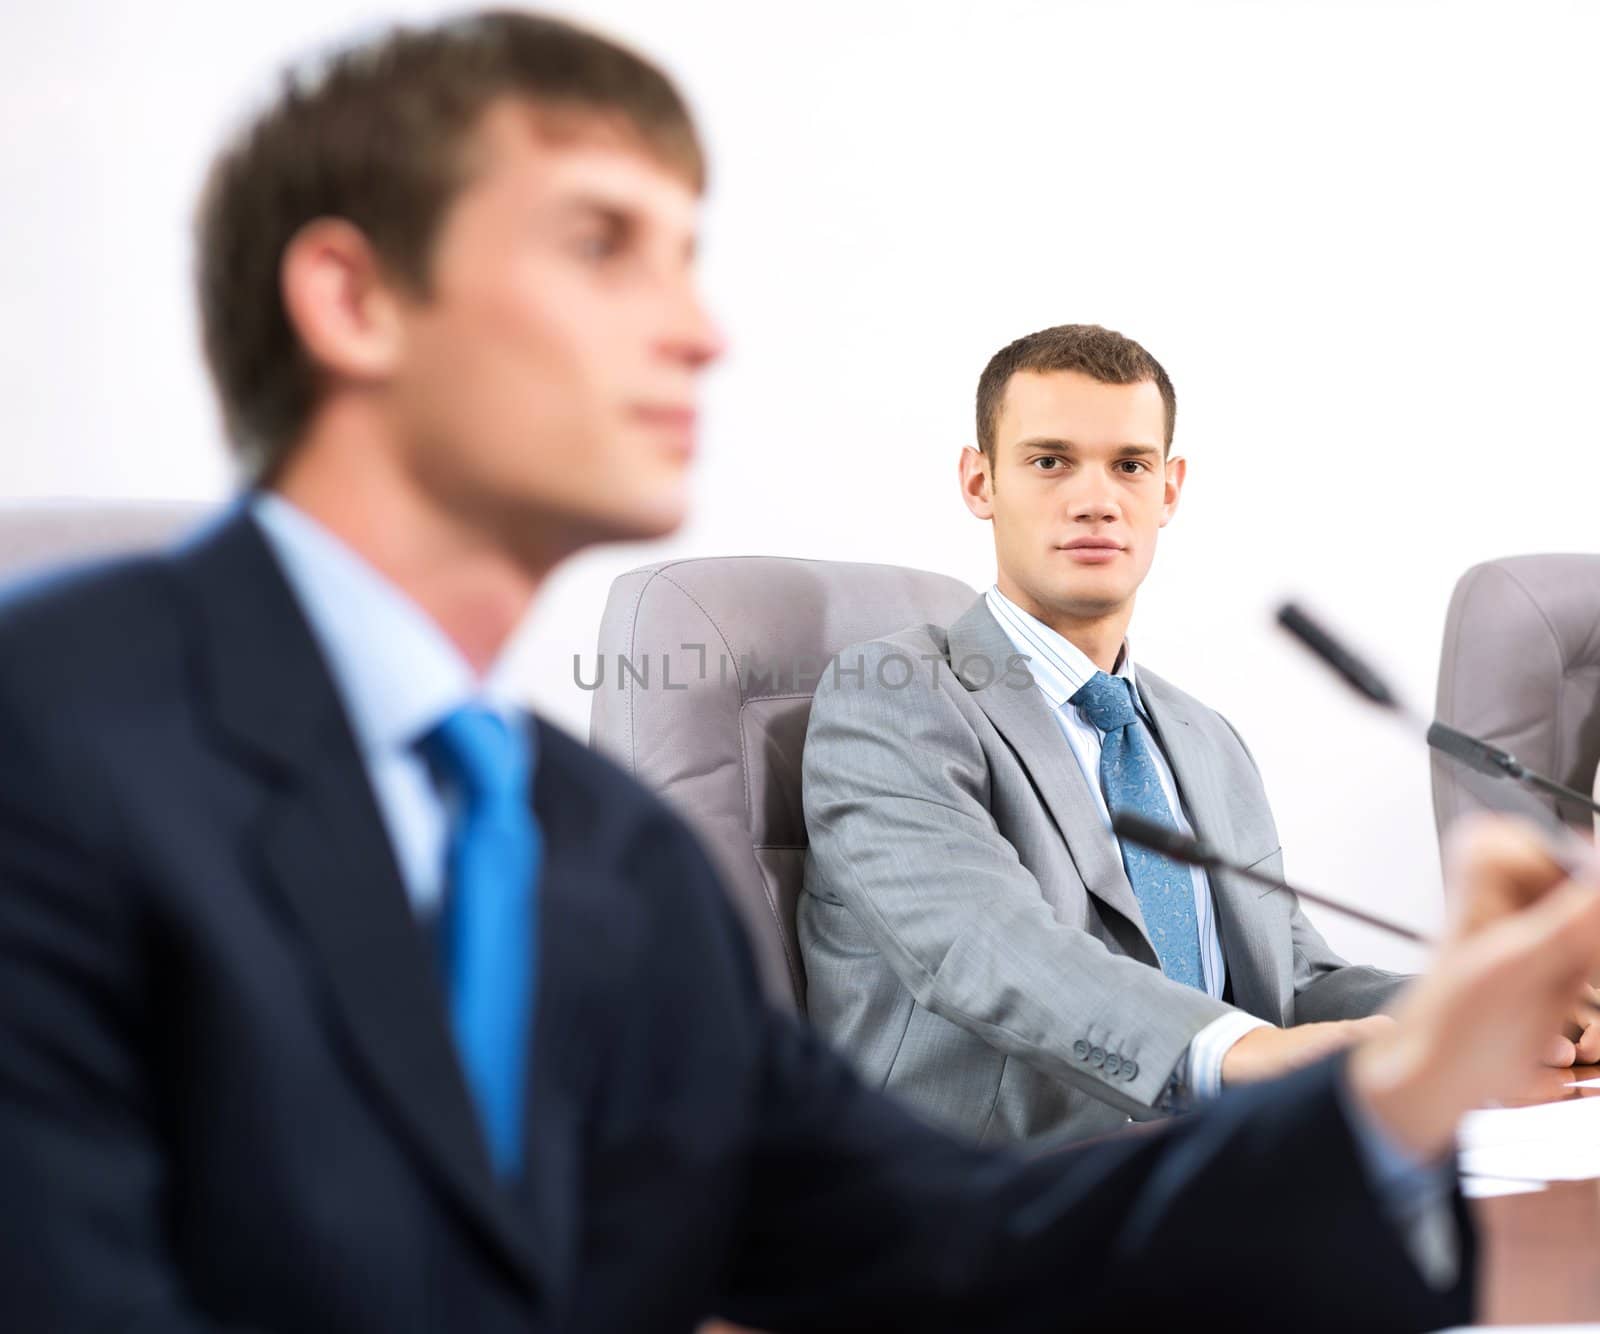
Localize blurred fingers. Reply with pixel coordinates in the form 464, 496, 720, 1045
1445, 814, 1570, 936
1574, 1011, 1600, 1066
1541, 1033, 1579, 1068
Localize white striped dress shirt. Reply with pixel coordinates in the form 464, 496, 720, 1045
985, 585, 1267, 1099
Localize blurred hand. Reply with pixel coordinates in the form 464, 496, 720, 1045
1348, 815, 1600, 1158
1222, 1017, 1395, 1086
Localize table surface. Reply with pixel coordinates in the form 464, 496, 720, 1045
1474, 1063, 1600, 1325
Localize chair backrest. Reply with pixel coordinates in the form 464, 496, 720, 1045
589, 556, 977, 1007
1433, 554, 1600, 843
0, 500, 208, 583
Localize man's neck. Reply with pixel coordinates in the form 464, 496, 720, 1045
271, 420, 555, 679
996, 574, 1132, 674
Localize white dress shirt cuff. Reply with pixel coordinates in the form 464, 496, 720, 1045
1183, 1012, 1273, 1101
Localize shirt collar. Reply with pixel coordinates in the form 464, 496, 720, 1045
250, 491, 520, 758
985, 583, 1138, 715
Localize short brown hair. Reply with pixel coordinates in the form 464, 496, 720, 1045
195, 10, 704, 480
975, 323, 1177, 461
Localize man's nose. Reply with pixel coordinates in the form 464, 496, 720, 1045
660, 285, 726, 370
1066, 478, 1121, 524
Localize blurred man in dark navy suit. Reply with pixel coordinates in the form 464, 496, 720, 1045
1, 12, 1598, 1332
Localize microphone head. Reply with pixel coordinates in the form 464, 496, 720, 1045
1109, 810, 1214, 868
1275, 602, 1401, 712
1426, 721, 1520, 780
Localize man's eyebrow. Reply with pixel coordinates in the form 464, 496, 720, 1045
1010, 438, 1163, 458
551, 193, 637, 221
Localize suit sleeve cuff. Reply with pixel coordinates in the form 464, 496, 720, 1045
1336, 1070, 1460, 1289
1183, 1012, 1273, 1101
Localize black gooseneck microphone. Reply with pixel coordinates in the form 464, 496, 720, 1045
1109, 810, 1433, 946
1112, 604, 1600, 957
1426, 720, 1600, 816
1276, 601, 1600, 820
1275, 603, 1405, 714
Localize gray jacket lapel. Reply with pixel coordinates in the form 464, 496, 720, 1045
1135, 670, 1283, 1022
946, 598, 1152, 950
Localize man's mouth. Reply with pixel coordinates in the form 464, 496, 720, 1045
1057, 538, 1124, 563
631, 404, 698, 457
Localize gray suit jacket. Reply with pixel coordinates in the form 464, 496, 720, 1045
798, 596, 1404, 1145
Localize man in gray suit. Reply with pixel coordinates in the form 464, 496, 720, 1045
799, 323, 1407, 1146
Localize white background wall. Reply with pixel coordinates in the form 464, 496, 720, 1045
4, 1, 1597, 970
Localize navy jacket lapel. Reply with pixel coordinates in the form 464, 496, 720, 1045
169, 507, 552, 1300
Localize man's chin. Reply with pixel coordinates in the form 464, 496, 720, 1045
1036, 586, 1134, 623
578, 495, 690, 548
484, 490, 689, 575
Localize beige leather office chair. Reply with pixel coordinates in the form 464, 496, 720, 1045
1432, 554, 1600, 845
589, 556, 977, 1008
0, 500, 207, 583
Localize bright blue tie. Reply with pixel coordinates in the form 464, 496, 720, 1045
420, 706, 539, 1180
1070, 672, 1205, 990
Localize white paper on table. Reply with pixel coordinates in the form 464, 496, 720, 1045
1459, 1094, 1600, 1150
1455, 1095, 1600, 1182
1566, 1077, 1600, 1089
1460, 1175, 1549, 1199
1461, 1141, 1600, 1182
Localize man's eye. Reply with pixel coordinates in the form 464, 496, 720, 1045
1033, 457, 1063, 471
1117, 460, 1147, 474
574, 229, 624, 260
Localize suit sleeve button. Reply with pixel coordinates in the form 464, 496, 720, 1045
1123, 1060, 1139, 1081
1089, 1046, 1105, 1067
1104, 1053, 1122, 1076
1073, 1039, 1090, 1060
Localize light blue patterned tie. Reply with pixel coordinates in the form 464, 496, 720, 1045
419, 706, 540, 1179
1070, 672, 1204, 989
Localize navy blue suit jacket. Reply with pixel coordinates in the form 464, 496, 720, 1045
0, 510, 1473, 1331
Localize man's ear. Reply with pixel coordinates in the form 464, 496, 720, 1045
280, 218, 406, 384
1158, 452, 1187, 528
959, 445, 996, 520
